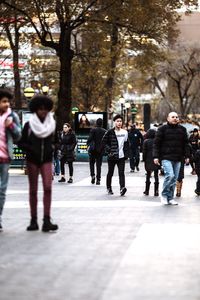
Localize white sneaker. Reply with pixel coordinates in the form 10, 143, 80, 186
160, 196, 169, 205
168, 199, 178, 205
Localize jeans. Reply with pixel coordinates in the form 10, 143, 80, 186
54, 158, 60, 175
89, 154, 103, 181
0, 163, 10, 217
106, 158, 125, 190
161, 160, 181, 201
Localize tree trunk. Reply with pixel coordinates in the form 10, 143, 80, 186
104, 22, 119, 115
13, 46, 21, 109
55, 30, 74, 130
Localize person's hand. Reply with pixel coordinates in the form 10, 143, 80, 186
154, 158, 160, 165
5, 117, 13, 127
185, 158, 189, 165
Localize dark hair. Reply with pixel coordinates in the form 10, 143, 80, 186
113, 114, 123, 122
63, 122, 72, 133
29, 95, 53, 113
79, 114, 90, 126
96, 118, 103, 127
145, 129, 156, 139
0, 89, 13, 101
193, 128, 199, 133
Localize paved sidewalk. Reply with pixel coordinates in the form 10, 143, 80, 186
1, 162, 200, 300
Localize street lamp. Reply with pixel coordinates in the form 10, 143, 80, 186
41, 85, 49, 95
119, 96, 125, 117
24, 87, 35, 107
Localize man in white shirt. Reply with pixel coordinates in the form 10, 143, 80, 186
102, 114, 129, 196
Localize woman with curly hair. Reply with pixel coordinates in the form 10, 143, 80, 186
18, 95, 58, 232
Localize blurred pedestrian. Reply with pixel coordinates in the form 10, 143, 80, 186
18, 95, 58, 232
153, 112, 190, 205
189, 128, 199, 175
0, 89, 21, 231
87, 118, 106, 185
58, 123, 77, 183
128, 124, 143, 172
102, 114, 129, 196
194, 147, 200, 196
143, 129, 160, 196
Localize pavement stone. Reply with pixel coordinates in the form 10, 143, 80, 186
0, 162, 200, 300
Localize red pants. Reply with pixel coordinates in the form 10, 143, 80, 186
27, 161, 52, 218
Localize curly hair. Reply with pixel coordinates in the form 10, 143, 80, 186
29, 95, 53, 113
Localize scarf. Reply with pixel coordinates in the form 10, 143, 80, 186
29, 112, 56, 138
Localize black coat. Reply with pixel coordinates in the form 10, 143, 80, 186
153, 123, 189, 162
194, 149, 200, 175
143, 138, 160, 172
18, 122, 54, 165
59, 131, 77, 162
87, 126, 107, 155
101, 128, 129, 160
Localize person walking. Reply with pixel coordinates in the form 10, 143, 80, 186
18, 95, 58, 232
128, 124, 143, 172
0, 89, 21, 231
143, 129, 160, 196
189, 128, 199, 175
102, 114, 129, 196
87, 118, 106, 185
58, 123, 77, 183
153, 112, 189, 205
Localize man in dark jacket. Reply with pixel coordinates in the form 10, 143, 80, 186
87, 118, 106, 185
128, 124, 143, 172
153, 112, 189, 205
101, 114, 129, 196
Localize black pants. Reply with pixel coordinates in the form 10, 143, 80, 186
106, 158, 125, 189
130, 147, 140, 171
60, 156, 73, 177
89, 154, 103, 181
145, 170, 159, 184
196, 173, 200, 192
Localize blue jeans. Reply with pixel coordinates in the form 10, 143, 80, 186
0, 163, 10, 217
161, 160, 181, 201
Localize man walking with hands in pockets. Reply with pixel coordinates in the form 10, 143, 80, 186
153, 112, 189, 205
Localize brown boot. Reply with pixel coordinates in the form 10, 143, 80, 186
176, 181, 182, 197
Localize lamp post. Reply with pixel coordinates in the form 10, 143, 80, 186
41, 85, 49, 95
125, 102, 130, 128
119, 96, 125, 118
24, 87, 35, 107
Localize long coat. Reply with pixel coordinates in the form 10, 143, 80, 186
59, 131, 77, 162
143, 129, 160, 172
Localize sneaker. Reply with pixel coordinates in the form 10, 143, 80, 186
91, 176, 95, 184
67, 178, 73, 183
160, 196, 169, 205
107, 188, 114, 195
130, 169, 135, 173
168, 199, 178, 205
96, 180, 100, 185
120, 187, 127, 196
58, 177, 66, 182
195, 189, 200, 196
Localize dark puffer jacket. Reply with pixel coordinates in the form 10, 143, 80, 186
101, 128, 129, 160
153, 123, 189, 162
87, 126, 107, 155
18, 122, 54, 165
59, 131, 77, 162
143, 129, 160, 172
194, 149, 200, 175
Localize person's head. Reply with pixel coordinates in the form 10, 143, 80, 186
63, 123, 71, 133
113, 114, 123, 129
193, 128, 199, 135
29, 95, 53, 121
96, 118, 103, 127
145, 129, 156, 139
0, 89, 12, 113
167, 112, 179, 125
